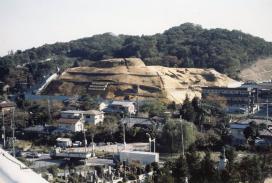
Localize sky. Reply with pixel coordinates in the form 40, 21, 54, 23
0, 0, 271, 56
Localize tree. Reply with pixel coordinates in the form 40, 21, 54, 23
140, 100, 167, 117
180, 96, 196, 122
173, 155, 189, 183
243, 121, 259, 145
159, 119, 197, 153
158, 161, 174, 183
239, 156, 263, 183
186, 151, 201, 183
72, 60, 80, 67
200, 152, 219, 182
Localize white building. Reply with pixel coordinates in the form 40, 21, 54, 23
101, 101, 137, 115
119, 150, 159, 165
0, 148, 48, 183
56, 138, 72, 148
57, 118, 84, 132
60, 110, 104, 125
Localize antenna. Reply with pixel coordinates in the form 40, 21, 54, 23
180, 115, 184, 156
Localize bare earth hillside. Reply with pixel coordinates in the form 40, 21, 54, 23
239, 57, 272, 82
44, 58, 241, 103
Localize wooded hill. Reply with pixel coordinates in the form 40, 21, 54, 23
1, 23, 272, 84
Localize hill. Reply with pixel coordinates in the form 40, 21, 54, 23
43, 58, 241, 103
0, 23, 272, 89
239, 57, 272, 82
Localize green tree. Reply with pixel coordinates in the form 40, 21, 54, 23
140, 100, 167, 117
180, 96, 196, 122
159, 119, 197, 153
186, 151, 201, 183
200, 152, 219, 183
173, 155, 189, 183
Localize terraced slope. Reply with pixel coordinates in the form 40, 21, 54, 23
44, 58, 241, 103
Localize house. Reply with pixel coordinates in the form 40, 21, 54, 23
230, 119, 272, 145
60, 110, 104, 125
56, 138, 72, 148
0, 101, 16, 111
230, 123, 248, 145
57, 118, 84, 132
102, 100, 136, 115
119, 150, 159, 165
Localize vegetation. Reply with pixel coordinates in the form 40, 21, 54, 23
155, 151, 272, 183
1, 23, 272, 89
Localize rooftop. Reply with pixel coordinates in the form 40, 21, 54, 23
56, 137, 72, 141
259, 129, 272, 137
57, 118, 82, 124
120, 150, 159, 155
111, 101, 135, 106
0, 101, 16, 109
61, 110, 103, 115
236, 118, 272, 126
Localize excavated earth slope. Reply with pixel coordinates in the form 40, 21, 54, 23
44, 58, 241, 103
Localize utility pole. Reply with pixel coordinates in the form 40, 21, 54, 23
180, 115, 187, 182
83, 128, 87, 153
47, 97, 52, 122
2, 109, 5, 148
266, 99, 269, 122
123, 122, 126, 149
146, 133, 156, 153
91, 134, 95, 157
180, 116, 184, 156
12, 108, 15, 157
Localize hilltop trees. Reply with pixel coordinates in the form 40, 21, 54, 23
1, 23, 272, 87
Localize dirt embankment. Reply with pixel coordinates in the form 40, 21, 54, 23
44, 58, 241, 103
239, 57, 272, 82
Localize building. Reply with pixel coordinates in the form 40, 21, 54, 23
230, 119, 272, 145
56, 138, 72, 148
0, 101, 16, 111
229, 123, 247, 145
119, 150, 159, 165
60, 110, 104, 125
102, 101, 136, 115
0, 148, 48, 183
57, 118, 84, 132
202, 86, 258, 113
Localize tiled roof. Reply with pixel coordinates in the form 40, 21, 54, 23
259, 129, 272, 137
0, 101, 15, 109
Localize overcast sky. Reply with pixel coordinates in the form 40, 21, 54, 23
0, 0, 271, 56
